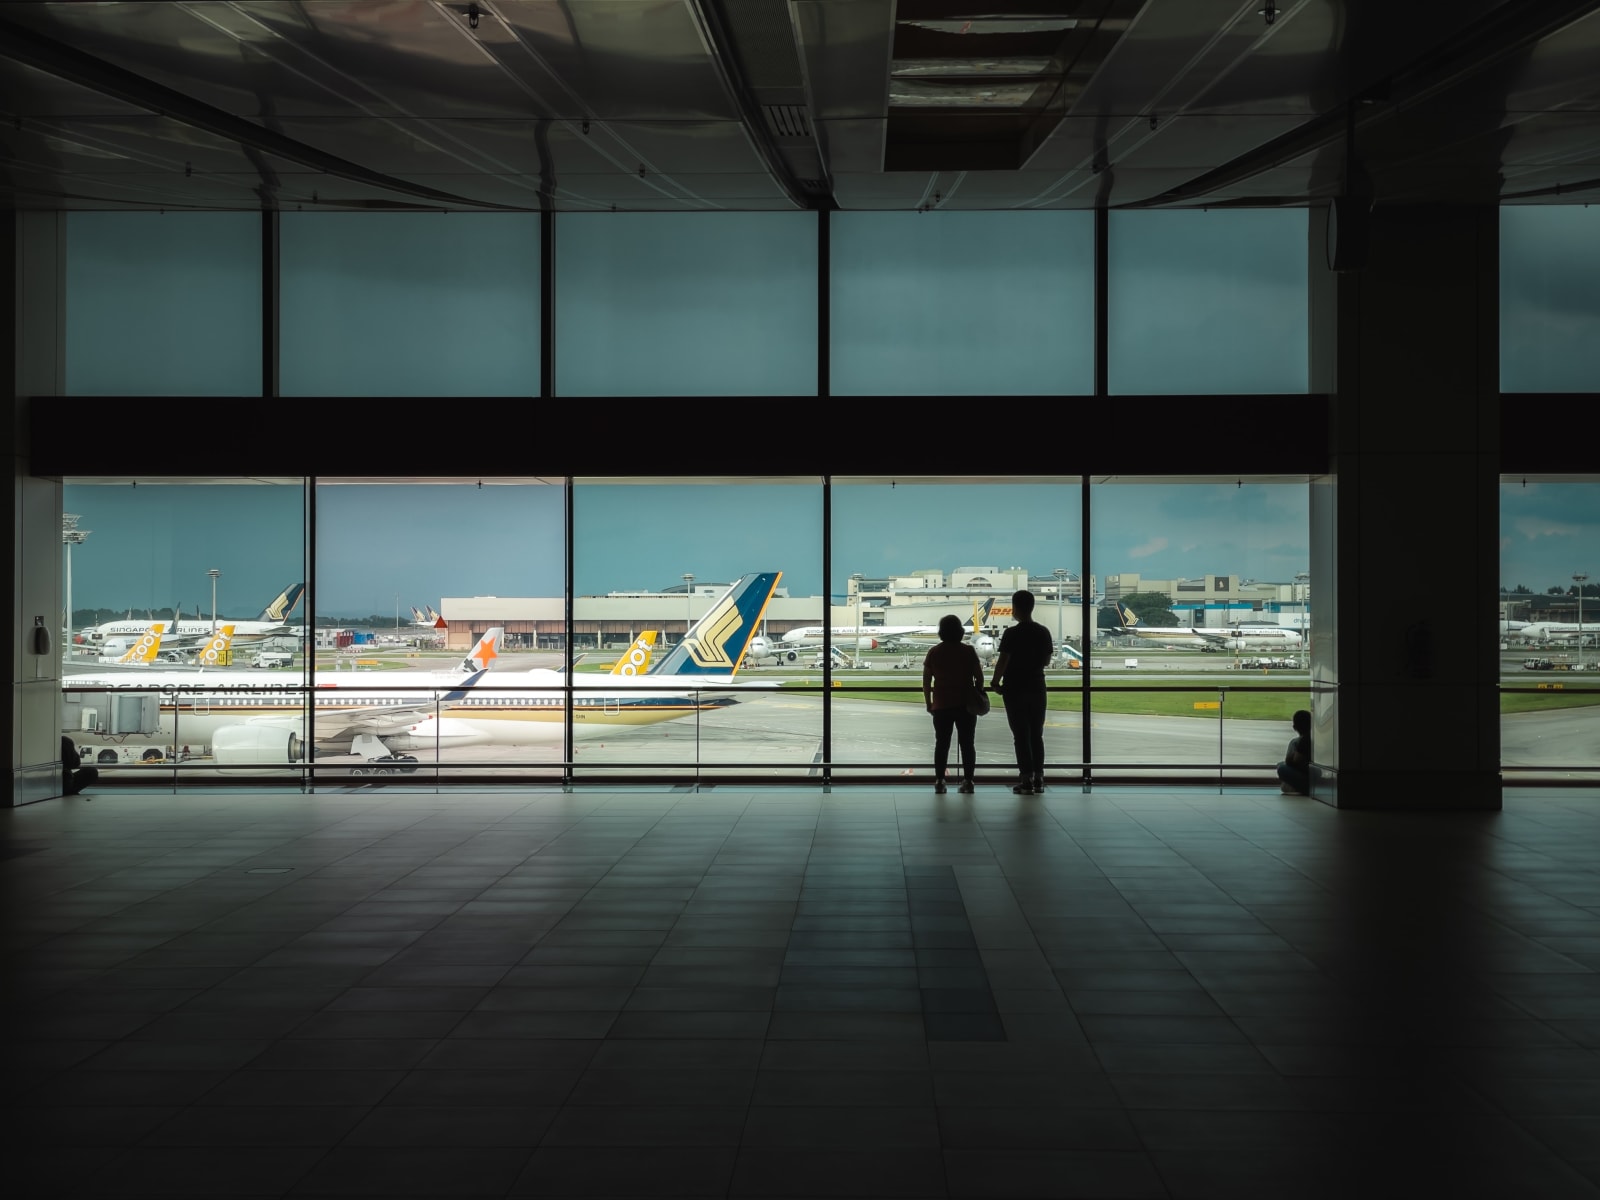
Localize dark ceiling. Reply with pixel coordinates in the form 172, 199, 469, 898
2, 0, 1598, 213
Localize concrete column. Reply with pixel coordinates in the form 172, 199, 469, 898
7, 212, 67, 806
1308, 205, 1501, 809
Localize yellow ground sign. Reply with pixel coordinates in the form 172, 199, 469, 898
1193, 701, 1221, 709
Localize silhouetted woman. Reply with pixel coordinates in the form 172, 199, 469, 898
922, 614, 985, 794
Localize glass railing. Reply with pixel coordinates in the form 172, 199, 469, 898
62, 672, 1316, 788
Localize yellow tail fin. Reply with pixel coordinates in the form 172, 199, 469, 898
610, 631, 659, 676
194, 625, 235, 668
118, 623, 167, 664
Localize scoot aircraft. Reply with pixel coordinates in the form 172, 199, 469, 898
97, 623, 171, 665
1116, 604, 1304, 650
87, 582, 306, 646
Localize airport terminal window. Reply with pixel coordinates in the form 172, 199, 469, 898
280, 213, 541, 397
1500, 207, 1600, 392
830, 211, 1093, 395
60, 479, 307, 774
571, 478, 822, 778
65, 212, 261, 396
555, 212, 817, 396
1499, 478, 1600, 780
1108, 209, 1309, 395
829, 478, 1083, 777
1091, 478, 1310, 777
313, 479, 564, 779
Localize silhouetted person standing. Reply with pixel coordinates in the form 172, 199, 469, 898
62, 735, 97, 798
922, 614, 984, 794
991, 589, 1052, 794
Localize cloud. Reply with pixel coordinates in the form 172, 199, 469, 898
1513, 516, 1590, 540
1129, 537, 1168, 559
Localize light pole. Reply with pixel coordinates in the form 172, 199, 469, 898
682, 573, 694, 643
1053, 568, 1071, 649
1576, 572, 1590, 668
62, 514, 90, 640
208, 568, 221, 634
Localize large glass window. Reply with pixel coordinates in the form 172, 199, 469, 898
1091, 478, 1310, 778
830, 211, 1093, 395
280, 213, 540, 396
1499, 478, 1600, 780
1109, 209, 1309, 394
571, 478, 822, 778
1500, 207, 1600, 392
313, 479, 565, 779
555, 212, 817, 396
65, 213, 261, 395
829, 478, 1083, 778
60, 479, 307, 778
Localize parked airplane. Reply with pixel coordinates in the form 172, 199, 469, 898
1519, 620, 1594, 643
68, 575, 778, 769
86, 582, 306, 646
411, 605, 446, 629
1116, 604, 1304, 650
95, 623, 237, 667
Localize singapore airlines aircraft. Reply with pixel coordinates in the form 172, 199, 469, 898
87, 582, 306, 646
69, 573, 779, 769
1116, 604, 1304, 650
1519, 619, 1594, 643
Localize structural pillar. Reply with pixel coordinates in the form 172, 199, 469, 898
7, 211, 67, 805
1309, 204, 1501, 809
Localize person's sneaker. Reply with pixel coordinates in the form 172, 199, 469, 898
1280, 782, 1298, 794
1012, 779, 1035, 795
958, 779, 975, 794
934, 778, 947, 794
1032, 774, 1046, 792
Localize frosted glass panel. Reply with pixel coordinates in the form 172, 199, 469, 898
831, 211, 1093, 395
281, 213, 540, 396
1501, 207, 1600, 392
1109, 210, 1308, 395
556, 212, 816, 396
66, 213, 260, 396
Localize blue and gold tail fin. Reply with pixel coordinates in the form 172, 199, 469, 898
610, 631, 658, 676
1118, 604, 1140, 629
257, 582, 306, 623
653, 572, 782, 677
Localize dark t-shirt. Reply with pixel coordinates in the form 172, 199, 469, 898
997, 620, 1053, 691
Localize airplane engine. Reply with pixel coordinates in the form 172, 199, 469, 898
212, 722, 304, 767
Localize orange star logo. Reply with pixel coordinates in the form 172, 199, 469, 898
473, 636, 498, 668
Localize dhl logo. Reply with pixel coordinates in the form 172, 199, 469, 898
991, 604, 1014, 618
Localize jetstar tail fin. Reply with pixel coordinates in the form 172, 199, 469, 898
653, 573, 782, 677
457, 627, 504, 674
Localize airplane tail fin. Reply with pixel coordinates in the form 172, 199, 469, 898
194, 624, 235, 668
1118, 604, 1140, 629
411, 606, 427, 624
118, 623, 167, 664
457, 626, 504, 674
972, 597, 994, 633
426, 606, 444, 627
652, 572, 783, 677
257, 582, 306, 623
610, 631, 658, 676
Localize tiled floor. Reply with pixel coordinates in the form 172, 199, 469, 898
6, 784, 1600, 1198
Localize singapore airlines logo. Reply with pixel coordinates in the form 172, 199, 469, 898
265, 587, 295, 622
682, 597, 743, 669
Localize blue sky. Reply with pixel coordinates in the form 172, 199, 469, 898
66, 480, 1319, 616
1501, 481, 1600, 592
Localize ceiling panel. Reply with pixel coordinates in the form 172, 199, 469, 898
4, 0, 1600, 210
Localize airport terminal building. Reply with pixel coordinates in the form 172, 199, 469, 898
6, 4, 1600, 1195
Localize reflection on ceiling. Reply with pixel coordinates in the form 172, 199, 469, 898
2, 0, 1599, 212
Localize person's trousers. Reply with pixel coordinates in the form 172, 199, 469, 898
1004, 689, 1047, 777
931, 707, 977, 779
1277, 761, 1309, 794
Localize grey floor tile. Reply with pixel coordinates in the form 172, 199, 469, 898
541, 1104, 748, 1146
512, 1145, 736, 1195
290, 1146, 530, 1196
